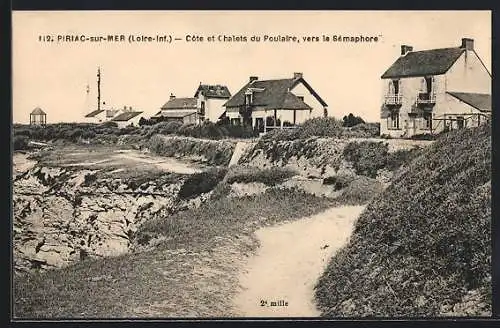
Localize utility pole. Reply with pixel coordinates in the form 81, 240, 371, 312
97, 67, 101, 111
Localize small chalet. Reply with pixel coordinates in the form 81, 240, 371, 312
111, 106, 144, 128
84, 109, 106, 123
30, 107, 47, 126
223, 72, 328, 133
151, 94, 199, 124
380, 38, 491, 138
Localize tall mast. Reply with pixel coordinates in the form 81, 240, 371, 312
97, 67, 101, 111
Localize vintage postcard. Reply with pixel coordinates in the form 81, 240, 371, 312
12, 10, 492, 319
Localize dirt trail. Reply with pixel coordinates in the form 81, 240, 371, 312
233, 205, 365, 317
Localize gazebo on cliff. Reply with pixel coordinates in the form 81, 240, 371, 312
30, 107, 47, 126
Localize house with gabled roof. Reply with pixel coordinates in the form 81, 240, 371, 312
151, 94, 199, 124
111, 106, 144, 128
380, 38, 491, 138
194, 84, 232, 123
84, 109, 106, 123
223, 72, 328, 133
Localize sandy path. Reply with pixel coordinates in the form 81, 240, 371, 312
233, 205, 365, 317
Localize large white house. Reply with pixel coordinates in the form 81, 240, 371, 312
380, 38, 491, 138
223, 72, 328, 133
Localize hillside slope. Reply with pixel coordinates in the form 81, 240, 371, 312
315, 125, 491, 317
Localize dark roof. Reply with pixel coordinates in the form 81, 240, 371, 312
31, 107, 46, 115
111, 111, 143, 121
447, 92, 491, 112
161, 98, 198, 110
85, 109, 105, 118
224, 77, 327, 109
152, 111, 196, 118
381, 47, 465, 79
194, 84, 231, 99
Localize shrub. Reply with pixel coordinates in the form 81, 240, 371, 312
345, 122, 380, 138
299, 117, 343, 138
101, 121, 118, 128
178, 167, 228, 200
343, 141, 389, 178
322, 174, 356, 191
342, 113, 366, 127
411, 133, 438, 140
225, 166, 297, 186
13, 135, 29, 150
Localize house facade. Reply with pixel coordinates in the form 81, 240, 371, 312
194, 84, 231, 123
151, 94, 199, 124
380, 38, 491, 138
223, 72, 328, 133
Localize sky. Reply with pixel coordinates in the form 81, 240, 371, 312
12, 11, 491, 124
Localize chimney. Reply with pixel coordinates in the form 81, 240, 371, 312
170, 93, 176, 100
461, 38, 474, 50
293, 72, 303, 80
249, 76, 258, 83
401, 45, 413, 56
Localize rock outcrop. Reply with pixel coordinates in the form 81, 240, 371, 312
13, 159, 193, 273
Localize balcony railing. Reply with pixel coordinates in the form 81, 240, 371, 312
384, 94, 403, 105
416, 92, 436, 105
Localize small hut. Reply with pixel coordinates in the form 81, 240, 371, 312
30, 107, 47, 126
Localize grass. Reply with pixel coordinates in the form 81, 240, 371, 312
315, 125, 491, 317
14, 188, 336, 318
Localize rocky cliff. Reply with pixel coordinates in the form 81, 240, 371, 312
13, 155, 204, 273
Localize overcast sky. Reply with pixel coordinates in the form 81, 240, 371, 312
12, 10, 491, 124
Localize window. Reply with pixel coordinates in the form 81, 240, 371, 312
297, 96, 305, 101
200, 101, 206, 116
245, 93, 253, 105
390, 112, 399, 129
389, 80, 400, 94
423, 112, 432, 129
231, 118, 241, 125
457, 116, 465, 129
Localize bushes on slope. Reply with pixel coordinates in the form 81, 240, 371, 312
315, 125, 491, 317
148, 135, 235, 166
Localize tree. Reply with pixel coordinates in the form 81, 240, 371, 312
342, 113, 365, 127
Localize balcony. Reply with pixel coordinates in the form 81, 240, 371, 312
416, 92, 436, 105
384, 94, 403, 106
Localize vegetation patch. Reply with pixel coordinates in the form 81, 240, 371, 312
342, 141, 389, 178
315, 125, 491, 317
334, 176, 384, 205
262, 117, 380, 142
178, 168, 227, 200
142, 119, 259, 140
148, 134, 235, 166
